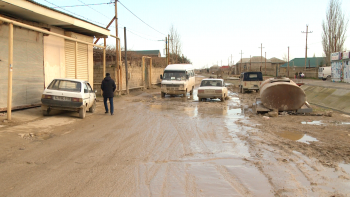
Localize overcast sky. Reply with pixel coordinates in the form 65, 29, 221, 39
35, 0, 350, 69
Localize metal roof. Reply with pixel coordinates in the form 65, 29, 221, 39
280, 57, 326, 68
0, 0, 110, 37
133, 50, 161, 56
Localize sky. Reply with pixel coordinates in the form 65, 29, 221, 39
34, 0, 350, 69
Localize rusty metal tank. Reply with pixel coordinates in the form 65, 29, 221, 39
259, 77, 306, 111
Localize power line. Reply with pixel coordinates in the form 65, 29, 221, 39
42, 0, 111, 27
52, 2, 113, 8
126, 29, 159, 42
77, 0, 110, 19
117, 0, 165, 36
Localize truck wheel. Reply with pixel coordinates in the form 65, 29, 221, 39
190, 87, 194, 95
43, 109, 50, 116
161, 92, 165, 98
198, 97, 202, 102
79, 106, 86, 119
89, 101, 96, 113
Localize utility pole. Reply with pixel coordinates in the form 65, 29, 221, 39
239, 50, 244, 74
115, 0, 120, 95
259, 43, 264, 69
124, 27, 128, 94
167, 34, 170, 65
250, 55, 251, 71
302, 25, 312, 70
288, 46, 289, 78
165, 36, 168, 65
265, 52, 266, 75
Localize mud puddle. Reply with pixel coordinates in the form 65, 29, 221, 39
275, 130, 319, 144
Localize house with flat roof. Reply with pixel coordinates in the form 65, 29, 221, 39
0, 0, 110, 111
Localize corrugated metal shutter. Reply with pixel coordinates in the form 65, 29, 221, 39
65, 40, 75, 79
0, 25, 44, 111
77, 43, 88, 81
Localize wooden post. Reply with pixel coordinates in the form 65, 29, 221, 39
265, 52, 266, 75
75, 42, 78, 79
103, 38, 106, 77
149, 58, 152, 88
142, 57, 145, 88
118, 39, 122, 92
115, 2, 120, 95
7, 23, 13, 120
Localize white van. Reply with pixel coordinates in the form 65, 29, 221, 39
160, 64, 195, 97
318, 67, 331, 81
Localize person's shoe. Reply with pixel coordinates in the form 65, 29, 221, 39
105, 111, 109, 114
111, 113, 114, 115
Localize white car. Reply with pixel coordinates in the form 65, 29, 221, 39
198, 79, 228, 102
41, 79, 96, 119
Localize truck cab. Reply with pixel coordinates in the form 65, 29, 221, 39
239, 72, 263, 93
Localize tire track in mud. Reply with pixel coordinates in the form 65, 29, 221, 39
215, 165, 253, 197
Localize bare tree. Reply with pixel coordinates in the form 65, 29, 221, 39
169, 25, 182, 64
282, 53, 288, 62
322, 0, 349, 65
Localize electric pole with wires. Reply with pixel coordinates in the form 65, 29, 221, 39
302, 25, 312, 70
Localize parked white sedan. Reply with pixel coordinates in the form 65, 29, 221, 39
198, 79, 228, 102
41, 79, 96, 119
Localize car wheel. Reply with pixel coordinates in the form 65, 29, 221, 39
182, 90, 187, 97
190, 87, 194, 95
198, 97, 202, 102
79, 106, 86, 119
221, 94, 225, 102
322, 78, 326, 81
43, 109, 50, 116
89, 100, 96, 113
161, 92, 165, 98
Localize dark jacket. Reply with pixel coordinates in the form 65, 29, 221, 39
101, 76, 116, 98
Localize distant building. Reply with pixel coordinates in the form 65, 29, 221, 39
280, 57, 326, 68
235, 56, 285, 75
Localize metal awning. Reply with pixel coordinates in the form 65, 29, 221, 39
0, 0, 110, 37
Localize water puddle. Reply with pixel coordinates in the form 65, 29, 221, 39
340, 122, 350, 125
301, 120, 323, 125
149, 104, 176, 111
339, 163, 350, 175
297, 135, 318, 144
276, 130, 318, 144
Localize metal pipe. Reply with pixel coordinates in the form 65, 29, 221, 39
0, 16, 105, 48
7, 23, 13, 120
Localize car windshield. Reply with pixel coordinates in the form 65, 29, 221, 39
243, 72, 263, 81
163, 71, 186, 80
200, 80, 222, 87
48, 80, 81, 92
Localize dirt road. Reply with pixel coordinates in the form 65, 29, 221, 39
0, 76, 349, 196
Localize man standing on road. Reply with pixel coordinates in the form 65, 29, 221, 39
101, 73, 116, 115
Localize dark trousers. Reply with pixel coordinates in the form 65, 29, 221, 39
103, 97, 114, 114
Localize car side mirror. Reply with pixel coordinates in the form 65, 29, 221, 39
160, 74, 163, 79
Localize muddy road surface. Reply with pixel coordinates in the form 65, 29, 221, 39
0, 76, 350, 196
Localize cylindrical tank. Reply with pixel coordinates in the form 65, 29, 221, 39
260, 77, 306, 111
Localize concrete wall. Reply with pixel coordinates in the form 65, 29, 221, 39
43, 27, 65, 87
93, 60, 164, 95
302, 85, 350, 114
279, 67, 318, 78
